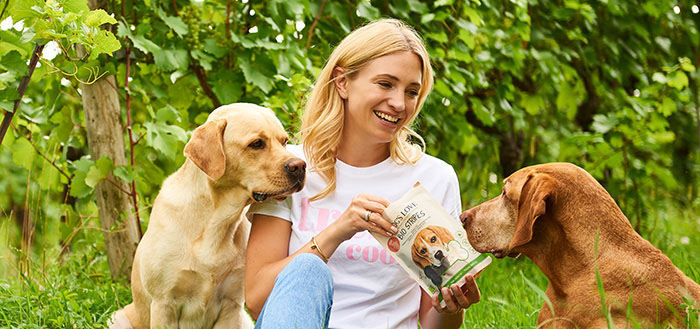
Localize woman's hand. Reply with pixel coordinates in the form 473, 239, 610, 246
431, 274, 481, 313
327, 193, 397, 242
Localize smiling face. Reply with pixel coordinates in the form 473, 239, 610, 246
335, 51, 422, 150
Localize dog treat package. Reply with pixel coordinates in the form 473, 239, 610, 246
371, 182, 492, 307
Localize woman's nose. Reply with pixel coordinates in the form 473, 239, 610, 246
387, 90, 406, 112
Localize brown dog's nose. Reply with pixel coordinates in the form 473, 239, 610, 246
460, 209, 474, 226
284, 158, 306, 181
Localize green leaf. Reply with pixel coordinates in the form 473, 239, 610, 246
679, 57, 696, 72
114, 165, 136, 183
658, 97, 676, 117
157, 8, 188, 37
63, 0, 90, 14
470, 98, 495, 126
154, 48, 189, 71
591, 114, 618, 134
156, 105, 180, 122
356, 2, 380, 20
11, 138, 34, 169
1, 50, 28, 77
556, 82, 577, 112
239, 55, 274, 94
667, 71, 688, 90
651, 72, 666, 84
203, 39, 227, 58
9, 0, 43, 22
212, 70, 244, 105
70, 157, 95, 198
145, 121, 188, 159
85, 157, 114, 187
38, 162, 60, 190
84, 9, 117, 28
328, 2, 351, 33
520, 93, 545, 115
88, 30, 121, 60
407, 0, 429, 12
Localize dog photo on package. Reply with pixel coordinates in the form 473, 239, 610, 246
372, 183, 491, 307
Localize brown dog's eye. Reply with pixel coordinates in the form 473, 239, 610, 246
420, 248, 427, 254
249, 139, 265, 149
430, 236, 436, 243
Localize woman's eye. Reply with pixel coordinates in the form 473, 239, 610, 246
406, 89, 419, 97
249, 139, 265, 149
378, 81, 392, 88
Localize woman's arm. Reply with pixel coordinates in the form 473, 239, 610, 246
245, 194, 397, 318
245, 214, 295, 319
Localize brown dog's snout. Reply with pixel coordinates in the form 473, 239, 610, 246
460, 208, 474, 227
284, 158, 306, 182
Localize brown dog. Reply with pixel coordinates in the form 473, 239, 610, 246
109, 103, 305, 329
461, 162, 700, 329
412, 225, 454, 287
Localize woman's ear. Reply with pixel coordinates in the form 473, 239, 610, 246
333, 66, 348, 99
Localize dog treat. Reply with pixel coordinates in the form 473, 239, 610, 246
371, 182, 491, 307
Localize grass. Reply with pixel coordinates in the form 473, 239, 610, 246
1, 212, 698, 328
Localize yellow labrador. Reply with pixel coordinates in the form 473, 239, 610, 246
109, 103, 305, 329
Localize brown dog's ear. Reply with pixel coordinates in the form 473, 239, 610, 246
432, 225, 454, 243
508, 173, 555, 251
183, 119, 228, 180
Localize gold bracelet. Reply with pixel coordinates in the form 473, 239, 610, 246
310, 236, 329, 262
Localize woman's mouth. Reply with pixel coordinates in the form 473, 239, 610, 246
373, 110, 399, 124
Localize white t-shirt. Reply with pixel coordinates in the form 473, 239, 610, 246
249, 144, 461, 329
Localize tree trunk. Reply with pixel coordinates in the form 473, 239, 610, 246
79, 73, 140, 281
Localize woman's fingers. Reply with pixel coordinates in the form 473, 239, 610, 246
352, 194, 396, 236
432, 275, 481, 313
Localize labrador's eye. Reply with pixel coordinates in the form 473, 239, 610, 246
282, 137, 289, 146
249, 139, 265, 149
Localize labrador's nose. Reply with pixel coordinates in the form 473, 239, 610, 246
284, 158, 306, 182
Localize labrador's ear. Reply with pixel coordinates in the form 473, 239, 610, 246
184, 119, 227, 180
508, 173, 555, 251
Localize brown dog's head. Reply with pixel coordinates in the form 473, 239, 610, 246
411, 225, 454, 268
183, 103, 305, 202
459, 163, 565, 258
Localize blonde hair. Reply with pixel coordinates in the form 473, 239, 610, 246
299, 18, 434, 201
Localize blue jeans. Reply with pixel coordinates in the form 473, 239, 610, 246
254, 253, 334, 329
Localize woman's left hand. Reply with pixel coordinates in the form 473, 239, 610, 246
430, 274, 481, 313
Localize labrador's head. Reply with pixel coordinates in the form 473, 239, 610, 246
460, 164, 560, 258
184, 103, 305, 202
411, 225, 454, 268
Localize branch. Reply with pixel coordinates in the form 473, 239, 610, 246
11, 125, 72, 181
306, 0, 327, 50
103, 177, 133, 195
1, 44, 45, 145
170, 0, 178, 16
124, 45, 143, 239
191, 64, 221, 108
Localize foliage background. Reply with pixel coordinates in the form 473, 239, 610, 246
1, 0, 699, 327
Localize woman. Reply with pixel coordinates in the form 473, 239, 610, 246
245, 18, 480, 329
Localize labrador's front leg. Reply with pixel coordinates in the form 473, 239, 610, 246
150, 300, 178, 329
211, 301, 254, 329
